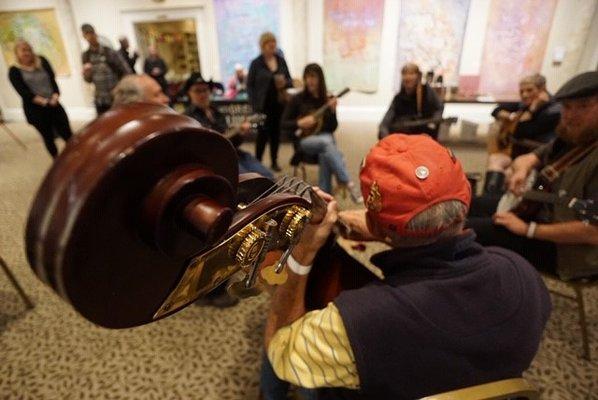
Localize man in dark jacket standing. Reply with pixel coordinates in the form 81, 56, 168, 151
81, 24, 129, 115
118, 36, 138, 73
264, 134, 551, 399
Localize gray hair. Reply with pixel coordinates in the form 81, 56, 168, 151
385, 200, 468, 247
112, 75, 144, 105
520, 73, 547, 89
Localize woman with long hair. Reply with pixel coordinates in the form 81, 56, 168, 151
8, 40, 72, 157
281, 63, 360, 202
247, 32, 292, 172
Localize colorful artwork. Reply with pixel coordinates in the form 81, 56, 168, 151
478, 0, 557, 97
214, 0, 280, 81
395, 0, 470, 90
0, 8, 70, 76
323, 0, 385, 93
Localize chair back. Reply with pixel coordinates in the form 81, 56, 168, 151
420, 378, 539, 400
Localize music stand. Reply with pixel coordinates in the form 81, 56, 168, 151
0, 255, 34, 310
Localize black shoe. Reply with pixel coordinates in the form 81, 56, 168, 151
271, 164, 282, 172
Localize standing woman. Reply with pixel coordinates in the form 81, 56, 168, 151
8, 40, 72, 158
247, 32, 292, 172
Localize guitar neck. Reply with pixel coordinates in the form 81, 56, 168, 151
391, 117, 456, 130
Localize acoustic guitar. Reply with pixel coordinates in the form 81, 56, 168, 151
388, 116, 458, 133
494, 98, 548, 153
224, 113, 266, 148
297, 87, 351, 138
497, 170, 598, 223
497, 141, 598, 222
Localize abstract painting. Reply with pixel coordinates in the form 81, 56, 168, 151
395, 0, 470, 90
323, 0, 385, 93
214, 0, 280, 82
0, 8, 70, 75
478, 0, 557, 97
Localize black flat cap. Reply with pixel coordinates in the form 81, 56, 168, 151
554, 71, 598, 101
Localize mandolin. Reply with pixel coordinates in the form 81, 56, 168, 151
297, 87, 350, 138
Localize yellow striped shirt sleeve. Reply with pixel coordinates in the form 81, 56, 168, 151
267, 302, 360, 389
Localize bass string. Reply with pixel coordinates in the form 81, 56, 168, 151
245, 176, 312, 208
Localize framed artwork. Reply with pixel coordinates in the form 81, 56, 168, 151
323, 0, 385, 93
214, 0, 280, 81
395, 0, 470, 90
0, 8, 70, 76
477, 0, 557, 97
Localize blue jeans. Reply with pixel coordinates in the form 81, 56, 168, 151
260, 353, 317, 400
238, 150, 274, 179
299, 133, 351, 193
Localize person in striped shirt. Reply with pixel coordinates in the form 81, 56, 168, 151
262, 134, 551, 399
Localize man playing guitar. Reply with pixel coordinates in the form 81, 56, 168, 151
378, 62, 444, 140
183, 72, 274, 180
469, 71, 598, 280
483, 74, 560, 195
280, 63, 361, 202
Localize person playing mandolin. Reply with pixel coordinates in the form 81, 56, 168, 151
484, 74, 560, 195
183, 72, 273, 180
281, 63, 361, 202
378, 62, 444, 140
263, 134, 551, 399
469, 71, 598, 280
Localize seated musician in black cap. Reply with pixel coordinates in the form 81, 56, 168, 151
183, 72, 274, 180
484, 73, 560, 195
468, 71, 598, 280
184, 72, 273, 308
378, 62, 444, 139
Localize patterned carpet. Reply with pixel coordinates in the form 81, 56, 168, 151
0, 121, 596, 399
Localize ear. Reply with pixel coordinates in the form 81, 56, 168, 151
365, 211, 385, 240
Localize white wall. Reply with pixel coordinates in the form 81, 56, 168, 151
1, 0, 596, 125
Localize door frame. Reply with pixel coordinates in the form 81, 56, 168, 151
120, 6, 220, 81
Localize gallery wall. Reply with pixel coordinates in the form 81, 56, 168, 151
0, 0, 596, 124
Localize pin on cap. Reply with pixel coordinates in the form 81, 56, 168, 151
415, 166, 429, 180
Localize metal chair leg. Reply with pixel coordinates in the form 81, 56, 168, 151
0, 256, 34, 310
573, 284, 590, 360
301, 164, 307, 181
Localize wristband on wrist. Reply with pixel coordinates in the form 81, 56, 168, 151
287, 253, 312, 275
526, 221, 537, 239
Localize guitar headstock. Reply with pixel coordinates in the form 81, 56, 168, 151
336, 87, 351, 98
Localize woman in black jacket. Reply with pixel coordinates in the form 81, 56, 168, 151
8, 40, 72, 158
247, 32, 292, 172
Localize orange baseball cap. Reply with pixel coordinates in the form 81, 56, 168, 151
360, 134, 471, 237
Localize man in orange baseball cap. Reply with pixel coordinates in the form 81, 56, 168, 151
263, 134, 551, 399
